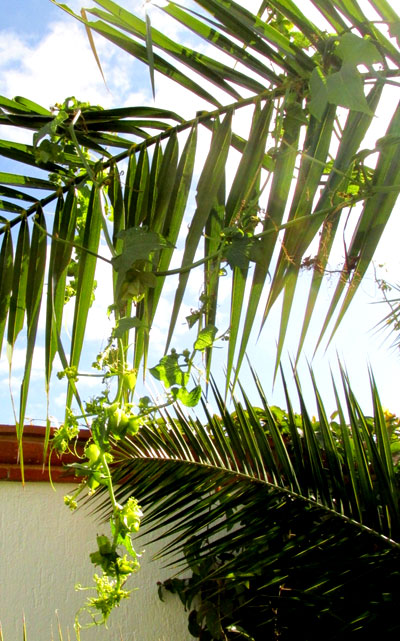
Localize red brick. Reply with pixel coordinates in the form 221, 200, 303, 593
0, 425, 90, 483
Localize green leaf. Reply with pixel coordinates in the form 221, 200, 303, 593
326, 63, 373, 114
45, 190, 77, 393
113, 228, 169, 273
112, 227, 170, 304
149, 353, 189, 388
13, 95, 52, 115
0, 228, 13, 357
335, 32, 383, 66
224, 235, 253, 270
0, 199, 26, 214
174, 385, 202, 407
0, 172, 54, 190
226, 266, 248, 392
0, 95, 36, 114
148, 123, 197, 321
33, 109, 69, 148
126, 144, 150, 229
81, 6, 108, 89
18, 208, 47, 480
145, 11, 156, 100
66, 186, 102, 409
113, 316, 144, 339
0, 137, 67, 174
0, 184, 39, 204
165, 112, 232, 352
7, 217, 29, 351
203, 179, 225, 379
194, 325, 217, 351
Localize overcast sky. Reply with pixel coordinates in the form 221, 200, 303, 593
0, 0, 400, 424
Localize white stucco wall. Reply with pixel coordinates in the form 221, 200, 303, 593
0, 482, 191, 641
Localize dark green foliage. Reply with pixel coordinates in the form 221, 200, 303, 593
95, 369, 400, 639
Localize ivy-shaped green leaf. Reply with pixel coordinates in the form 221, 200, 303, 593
112, 228, 171, 273
173, 385, 202, 407
326, 64, 373, 115
194, 325, 217, 351
224, 236, 252, 270
149, 353, 189, 388
112, 228, 171, 302
33, 109, 69, 148
113, 316, 144, 339
335, 33, 383, 67
309, 63, 373, 119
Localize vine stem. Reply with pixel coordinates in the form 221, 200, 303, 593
99, 451, 120, 517
68, 111, 96, 182
32, 217, 114, 265
33, 194, 371, 285
109, 337, 127, 406
99, 189, 117, 259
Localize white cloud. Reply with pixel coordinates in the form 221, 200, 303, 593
0, 374, 21, 396
54, 391, 67, 408
0, 32, 30, 66
0, 24, 103, 108
0, 344, 47, 374
0, 14, 148, 113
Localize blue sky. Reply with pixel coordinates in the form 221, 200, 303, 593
1, 0, 61, 32
0, 0, 400, 425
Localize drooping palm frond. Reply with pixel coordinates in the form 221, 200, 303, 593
91, 368, 400, 638
50, 0, 400, 383
0, 95, 195, 463
1, 1, 400, 435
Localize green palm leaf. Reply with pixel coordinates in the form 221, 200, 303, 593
89, 369, 400, 637
165, 113, 232, 352
46, 0, 399, 383
0, 228, 13, 357
17, 208, 47, 481
7, 218, 29, 379
1, 0, 400, 422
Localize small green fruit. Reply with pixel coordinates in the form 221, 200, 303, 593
85, 443, 101, 465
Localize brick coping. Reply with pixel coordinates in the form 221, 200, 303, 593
0, 425, 90, 482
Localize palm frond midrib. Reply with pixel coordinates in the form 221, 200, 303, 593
112, 436, 400, 551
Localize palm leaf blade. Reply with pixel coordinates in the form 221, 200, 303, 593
0, 229, 13, 357
165, 113, 232, 352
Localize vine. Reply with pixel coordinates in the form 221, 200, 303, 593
51, 323, 218, 636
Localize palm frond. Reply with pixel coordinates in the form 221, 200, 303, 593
46, 0, 400, 371
1, 0, 400, 427
88, 368, 400, 637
